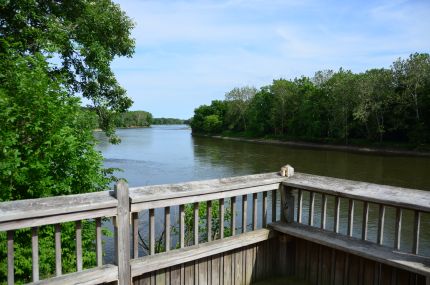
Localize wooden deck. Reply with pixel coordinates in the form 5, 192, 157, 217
1, 168, 429, 285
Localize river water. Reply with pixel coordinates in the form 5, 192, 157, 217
94, 125, 430, 260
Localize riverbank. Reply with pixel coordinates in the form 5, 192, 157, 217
194, 134, 430, 157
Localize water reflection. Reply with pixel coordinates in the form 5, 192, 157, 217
95, 126, 430, 262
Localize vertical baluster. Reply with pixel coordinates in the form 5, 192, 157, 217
231, 197, 236, 236
347, 200, 354, 237
32, 227, 39, 281
242, 195, 248, 233
297, 190, 303, 223
334, 196, 340, 233
253, 193, 258, 230
165, 207, 171, 252
321, 194, 327, 230
377, 204, 385, 245
262, 191, 268, 228
362, 201, 369, 240
132, 213, 139, 258
194, 202, 199, 245
149, 208, 155, 255
55, 224, 62, 275
96, 218, 103, 266
394, 208, 402, 250
272, 189, 277, 222
207, 201, 212, 242
308, 192, 315, 226
413, 210, 421, 255
7, 230, 14, 285
76, 221, 82, 271
180, 204, 185, 248
219, 198, 225, 239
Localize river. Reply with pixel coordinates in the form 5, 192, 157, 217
94, 125, 430, 260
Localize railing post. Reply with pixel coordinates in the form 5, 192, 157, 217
279, 165, 295, 223
113, 180, 131, 285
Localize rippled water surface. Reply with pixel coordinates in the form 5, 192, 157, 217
94, 125, 430, 260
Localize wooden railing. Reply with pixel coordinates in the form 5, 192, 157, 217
1, 170, 429, 285
1, 172, 285, 285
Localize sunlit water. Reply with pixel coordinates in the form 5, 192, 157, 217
94, 125, 430, 262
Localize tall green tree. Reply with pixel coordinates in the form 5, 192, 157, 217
0, 0, 135, 142
225, 86, 257, 131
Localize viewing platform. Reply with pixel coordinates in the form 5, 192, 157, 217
1, 167, 429, 285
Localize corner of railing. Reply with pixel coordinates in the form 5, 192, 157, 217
279, 165, 295, 223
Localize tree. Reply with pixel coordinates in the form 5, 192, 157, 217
0, 0, 135, 142
0, 51, 115, 282
225, 86, 257, 131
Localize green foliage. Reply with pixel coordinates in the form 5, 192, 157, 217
152, 118, 187, 125
0, 0, 135, 141
114, 111, 152, 128
0, 52, 115, 282
191, 53, 430, 146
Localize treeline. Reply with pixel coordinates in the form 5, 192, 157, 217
191, 53, 430, 145
152, 117, 189, 125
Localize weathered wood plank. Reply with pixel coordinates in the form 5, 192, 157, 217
334, 196, 340, 233
242, 195, 248, 233
27, 264, 118, 285
283, 173, 430, 212
308, 191, 315, 226
262, 192, 267, 228
211, 254, 221, 285
219, 198, 225, 239
362, 201, 369, 241
7, 230, 14, 285
113, 181, 131, 285
0, 207, 116, 232
170, 265, 182, 285
198, 258, 208, 285
149, 208, 155, 255
231, 197, 236, 236
130, 228, 275, 277
413, 211, 421, 255
207, 201, 212, 242
394, 208, 402, 250
234, 249, 243, 285
32, 227, 39, 282
130, 172, 286, 203
184, 262, 194, 285
321, 193, 327, 230
223, 251, 232, 285
156, 269, 166, 285
55, 224, 62, 276
270, 222, 430, 276
96, 218, 103, 266
131, 184, 280, 213
297, 189, 303, 223
0, 190, 117, 223
165, 206, 171, 252
348, 199, 355, 237
378, 204, 386, 245
253, 193, 258, 231
76, 221, 83, 272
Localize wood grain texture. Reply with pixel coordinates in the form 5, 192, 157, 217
348, 199, 355, 237
231, 197, 236, 236
219, 198, 225, 239
262, 192, 267, 228
194, 202, 199, 245
32, 227, 39, 282
270, 222, 430, 276
165, 206, 171, 252
207, 201, 212, 242
394, 208, 403, 251
55, 224, 62, 276
7, 230, 14, 285
27, 264, 118, 285
130, 172, 286, 203
113, 180, 131, 285
272, 189, 277, 223
242, 195, 248, 233
76, 221, 83, 271
321, 193, 327, 230
283, 172, 430, 212
130, 228, 275, 277
0, 190, 117, 223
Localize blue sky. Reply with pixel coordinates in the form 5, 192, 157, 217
112, 0, 430, 119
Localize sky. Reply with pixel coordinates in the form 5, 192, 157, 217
111, 0, 430, 119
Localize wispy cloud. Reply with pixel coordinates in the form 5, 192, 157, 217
112, 0, 430, 118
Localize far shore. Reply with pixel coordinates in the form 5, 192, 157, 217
194, 134, 430, 158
